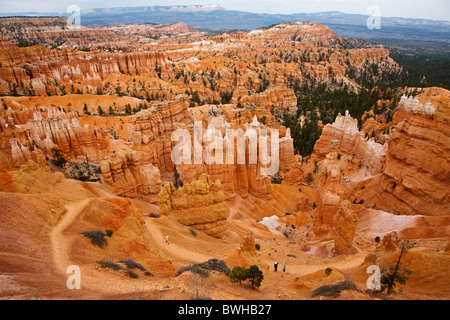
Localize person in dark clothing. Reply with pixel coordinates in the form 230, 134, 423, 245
274, 261, 278, 271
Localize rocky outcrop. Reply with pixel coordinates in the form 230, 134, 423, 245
379, 231, 399, 251
314, 152, 353, 236
333, 200, 358, 255
100, 150, 161, 203
283, 155, 303, 185
0, 106, 107, 168
0, 44, 169, 95
178, 116, 296, 199
0, 17, 133, 49
313, 110, 388, 175
28, 109, 108, 159
232, 88, 297, 115
159, 174, 230, 237
240, 232, 256, 255
247, 22, 343, 47
131, 95, 192, 172
375, 92, 450, 216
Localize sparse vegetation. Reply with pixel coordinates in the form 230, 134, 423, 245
124, 269, 139, 278
270, 173, 283, 184
98, 258, 153, 278
97, 259, 122, 270
311, 280, 361, 297
82, 230, 108, 248
230, 265, 264, 288
51, 147, 67, 167
380, 240, 415, 294
176, 259, 231, 278
230, 266, 249, 285
67, 161, 101, 182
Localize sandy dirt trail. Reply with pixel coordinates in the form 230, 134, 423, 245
48, 184, 369, 298
143, 218, 214, 264
50, 199, 91, 276
49, 197, 176, 296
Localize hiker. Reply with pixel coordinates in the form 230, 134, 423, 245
283, 262, 286, 272
164, 234, 169, 244
274, 261, 278, 272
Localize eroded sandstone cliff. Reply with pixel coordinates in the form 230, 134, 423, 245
159, 174, 230, 237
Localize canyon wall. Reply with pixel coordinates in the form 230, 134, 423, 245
375, 94, 450, 216
313, 151, 354, 236
159, 174, 230, 237
0, 45, 168, 95
100, 150, 161, 203
131, 95, 192, 172
313, 110, 388, 175
0, 106, 107, 168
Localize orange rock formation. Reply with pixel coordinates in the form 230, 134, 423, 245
159, 174, 230, 237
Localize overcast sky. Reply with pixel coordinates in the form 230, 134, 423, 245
1, 0, 449, 21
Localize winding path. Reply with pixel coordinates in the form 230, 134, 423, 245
50, 199, 91, 275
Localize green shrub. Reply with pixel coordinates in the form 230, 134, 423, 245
255, 243, 261, 251
380, 262, 412, 293
105, 229, 113, 237
270, 174, 283, 184
311, 280, 360, 297
125, 269, 139, 278
118, 259, 147, 272
176, 259, 231, 278
230, 266, 250, 285
51, 147, 67, 167
189, 228, 198, 237
97, 260, 122, 270
325, 267, 333, 276
247, 265, 264, 288
230, 265, 264, 288
82, 230, 108, 248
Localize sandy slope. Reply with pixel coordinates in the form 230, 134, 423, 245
1, 168, 449, 300
50, 199, 91, 275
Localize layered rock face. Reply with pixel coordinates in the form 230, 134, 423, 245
28, 109, 108, 159
100, 150, 161, 203
232, 88, 297, 115
159, 174, 230, 237
283, 155, 303, 185
131, 95, 193, 172
375, 93, 450, 216
179, 115, 295, 199
247, 22, 343, 47
0, 45, 168, 95
0, 17, 134, 49
333, 200, 358, 255
313, 110, 388, 175
0, 107, 107, 168
314, 152, 354, 236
